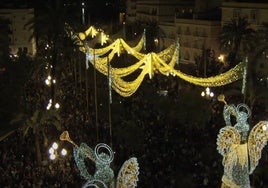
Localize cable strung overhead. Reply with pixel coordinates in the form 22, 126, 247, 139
66, 25, 245, 97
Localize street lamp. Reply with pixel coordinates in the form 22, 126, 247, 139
154, 38, 159, 51
46, 99, 60, 110
218, 54, 225, 62
48, 142, 67, 160
201, 87, 214, 98
81, 1, 85, 25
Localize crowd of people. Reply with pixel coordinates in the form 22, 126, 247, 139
1, 61, 268, 187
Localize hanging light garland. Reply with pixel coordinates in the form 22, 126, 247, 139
67, 25, 245, 97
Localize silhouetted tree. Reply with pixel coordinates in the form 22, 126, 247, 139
219, 16, 256, 66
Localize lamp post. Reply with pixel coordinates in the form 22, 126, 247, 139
81, 1, 86, 25
201, 87, 214, 99
48, 142, 67, 160
200, 48, 214, 99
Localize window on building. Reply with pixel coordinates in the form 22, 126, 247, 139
194, 27, 198, 36
250, 10, 258, 20
177, 26, 181, 34
184, 40, 190, 47
185, 51, 190, 60
185, 26, 191, 35
202, 29, 207, 37
193, 40, 198, 48
233, 9, 241, 19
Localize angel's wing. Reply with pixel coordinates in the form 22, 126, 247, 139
217, 126, 241, 176
248, 121, 268, 174
73, 143, 96, 180
116, 157, 139, 188
217, 126, 241, 156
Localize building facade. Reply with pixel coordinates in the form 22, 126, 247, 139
135, 0, 194, 23
221, 1, 268, 28
176, 18, 221, 64
221, 2, 268, 78
126, 0, 137, 23
0, 8, 36, 57
126, 0, 268, 73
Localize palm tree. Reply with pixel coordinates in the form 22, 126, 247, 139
2, 1, 90, 165
25, 0, 80, 44
143, 21, 167, 52
0, 51, 36, 144
25, 0, 82, 103
219, 17, 268, 126
245, 22, 268, 122
11, 108, 61, 164
219, 16, 256, 66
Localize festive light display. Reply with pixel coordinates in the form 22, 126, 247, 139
67, 25, 246, 97
60, 131, 139, 188
217, 95, 268, 188
78, 26, 98, 41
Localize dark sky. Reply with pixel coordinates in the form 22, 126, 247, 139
0, 0, 125, 9
0, 0, 125, 24
235, 0, 267, 2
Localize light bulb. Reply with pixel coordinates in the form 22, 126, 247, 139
55, 103, 60, 109
49, 154, 56, 160
61, 148, 67, 156
52, 142, 58, 150
49, 147, 54, 154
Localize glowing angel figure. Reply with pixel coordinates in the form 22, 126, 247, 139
216, 95, 268, 188
60, 131, 139, 188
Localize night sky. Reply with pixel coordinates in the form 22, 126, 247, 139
0, 0, 125, 24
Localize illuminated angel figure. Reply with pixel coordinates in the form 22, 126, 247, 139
216, 95, 268, 188
60, 131, 139, 188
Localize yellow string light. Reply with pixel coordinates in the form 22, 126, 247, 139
69, 25, 245, 97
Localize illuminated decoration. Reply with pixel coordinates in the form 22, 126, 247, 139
82, 35, 146, 59
100, 31, 109, 46
60, 131, 139, 188
108, 63, 112, 104
143, 29, 146, 51
216, 94, 268, 188
82, 179, 107, 188
78, 26, 99, 40
66, 24, 246, 97
171, 62, 244, 87
241, 57, 248, 95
